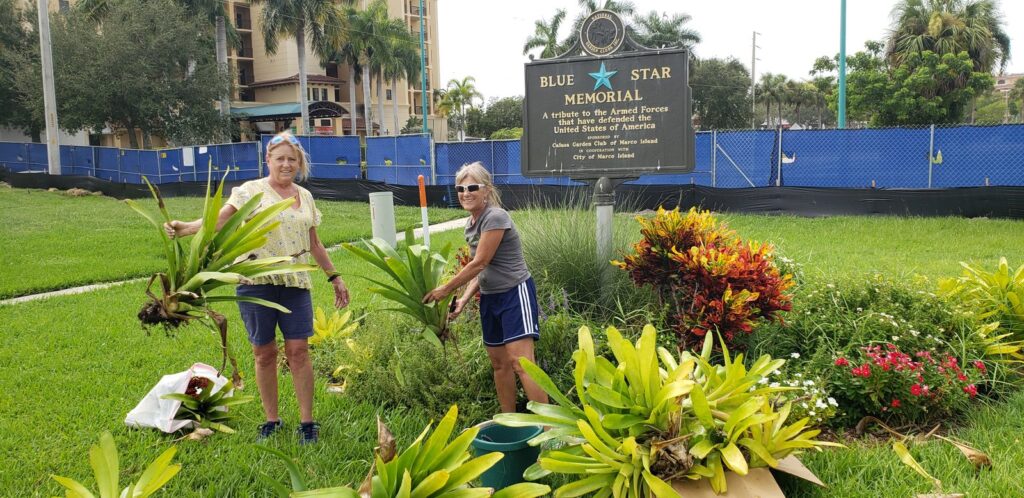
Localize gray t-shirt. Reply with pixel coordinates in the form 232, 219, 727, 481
465, 206, 531, 294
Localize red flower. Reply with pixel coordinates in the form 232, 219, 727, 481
851, 364, 871, 378
910, 384, 923, 396
973, 360, 987, 373
835, 357, 849, 366
890, 398, 901, 408
963, 384, 978, 398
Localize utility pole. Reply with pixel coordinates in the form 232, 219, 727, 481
37, 0, 60, 175
419, 0, 429, 135
750, 31, 760, 129
838, 0, 847, 129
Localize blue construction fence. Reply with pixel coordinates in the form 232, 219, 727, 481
2, 124, 1023, 188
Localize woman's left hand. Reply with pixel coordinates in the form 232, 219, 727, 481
422, 286, 448, 304
332, 278, 350, 308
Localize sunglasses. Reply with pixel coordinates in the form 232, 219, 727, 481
455, 184, 485, 193
268, 134, 300, 146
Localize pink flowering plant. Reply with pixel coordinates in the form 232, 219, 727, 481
828, 343, 988, 425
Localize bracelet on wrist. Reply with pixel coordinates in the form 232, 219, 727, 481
327, 272, 340, 283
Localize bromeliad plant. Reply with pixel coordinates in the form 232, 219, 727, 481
160, 376, 254, 434
127, 170, 317, 385
310, 307, 360, 347
50, 432, 180, 498
343, 230, 456, 347
258, 405, 550, 498
496, 324, 839, 496
614, 208, 794, 350
939, 257, 1024, 344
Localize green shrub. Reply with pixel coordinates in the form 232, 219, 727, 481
743, 274, 1013, 427
489, 127, 523, 139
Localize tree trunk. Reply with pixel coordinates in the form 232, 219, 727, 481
349, 70, 358, 135
296, 25, 309, 135
216, 15, 230, 140
459, 103, 466, 141
392, 79, 400, 135
777, 99, 783, 128
362, 65, 372, 135
376, 75, 385, 135
30, 128, 41, 143
126, 123, 140, 149
142, 130, 152, 149
764, 102, 770, 128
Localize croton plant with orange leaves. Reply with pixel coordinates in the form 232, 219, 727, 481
614, 207, 794, 349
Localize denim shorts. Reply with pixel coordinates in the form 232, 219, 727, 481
479, 278, 540, 347
236, 284, 314, 346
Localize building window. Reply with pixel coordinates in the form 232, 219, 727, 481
386, 89, 392, 101
335, 89, 341, 102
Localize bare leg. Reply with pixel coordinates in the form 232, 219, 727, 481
505, 339, 549, 405
486, 346, 518, 413
253, 342, 280, 422
284, 339, 315, 423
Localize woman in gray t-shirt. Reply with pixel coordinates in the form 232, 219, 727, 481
422, 162, 549, 413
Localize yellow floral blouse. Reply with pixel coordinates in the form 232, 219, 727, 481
226, 178, 322, 289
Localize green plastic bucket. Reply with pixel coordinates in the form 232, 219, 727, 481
471, 422, 543, 490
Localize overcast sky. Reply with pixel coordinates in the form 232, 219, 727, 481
437, 0, 1024, 101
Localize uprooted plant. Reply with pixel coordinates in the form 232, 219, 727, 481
495, 324, 841, 496
126, 170, 317, 385
161, 376, 254, 435
343, 230, 457, 348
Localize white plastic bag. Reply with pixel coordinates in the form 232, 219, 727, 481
125, 362, 228, 433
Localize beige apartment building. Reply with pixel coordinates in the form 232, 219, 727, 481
227, 0, 446, 141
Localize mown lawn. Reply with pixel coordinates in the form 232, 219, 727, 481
0, 187, 465, 299
3, 199, 1024, 497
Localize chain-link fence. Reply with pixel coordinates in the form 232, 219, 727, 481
365, 134, 433, 185
4, 123, 1024, 189
260, 134, 361, 180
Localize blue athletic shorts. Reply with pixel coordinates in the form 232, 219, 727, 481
479, 277, 540, 347
236, 284, 314, 346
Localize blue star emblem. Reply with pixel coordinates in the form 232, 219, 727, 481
588, 62, 617, 90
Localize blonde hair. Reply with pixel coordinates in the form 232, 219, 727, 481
265, 132, 311, 181
455, 161, 501, 207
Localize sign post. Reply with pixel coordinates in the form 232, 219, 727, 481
522, 10, 696, 294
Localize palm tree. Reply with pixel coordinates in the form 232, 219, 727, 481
631, 10, 701, 50
327, 40, 363, 136
785, 80, 816, 127
756, 73, 786, 127
445, 77, 483, 141
381, 31, 420, 135
523, 9, 568, 59
366, 14, 416, 135
886, 0, 1010, 73
253, 0, 345, 135
348, 0, 392, 136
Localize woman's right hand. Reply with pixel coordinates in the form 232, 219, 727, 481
448, 297, 468, 320
164, 220, 188, 238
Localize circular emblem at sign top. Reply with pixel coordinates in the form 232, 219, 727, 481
580, 10, 625, 57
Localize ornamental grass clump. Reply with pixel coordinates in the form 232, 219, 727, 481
495, 324, 839, 496
939, 257, 1024, 349
126, 170, 317, 385
615, 207, 794, 349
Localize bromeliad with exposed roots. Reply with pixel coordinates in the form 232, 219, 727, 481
126, 169, 317, 386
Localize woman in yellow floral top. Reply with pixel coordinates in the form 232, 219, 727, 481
165, 132, 348, 444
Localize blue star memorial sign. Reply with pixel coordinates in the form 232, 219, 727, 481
588, 62, 617, 90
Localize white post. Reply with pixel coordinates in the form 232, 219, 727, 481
594, 177, 614, 302
418, 175, 430, 247
37, 0, 61, 175
369, 192, 397, 247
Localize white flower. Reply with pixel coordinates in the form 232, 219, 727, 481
790, 352, 801, 359
892, 336, 900, 342
827, 397, 838, 406
809, 410, 817, 417
815, 399, 827, 409
769, 382, 780, 388
856, 307, 863, 312
910, 329, 920, 337
803, 380, 815, 387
